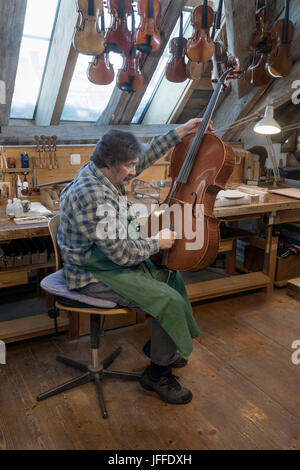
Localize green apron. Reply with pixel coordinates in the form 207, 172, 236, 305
76, 208, 201, 359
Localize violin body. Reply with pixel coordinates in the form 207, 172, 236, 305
117, 50, 143, 93
87, 53, 114, 85
266, 19, 294, 78
150, 133, 235, 271
187, 3, 215, 63
136, 0, 161, 54
166, 37, 188, 83
244, 52, 272, 86
106, 0, 132, 54
251, 5, 273, 49
73, 0, 104, 55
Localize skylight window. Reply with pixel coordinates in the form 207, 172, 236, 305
132, 10, 191, 124
61, 52, 123, 122
10, 0, 59, 120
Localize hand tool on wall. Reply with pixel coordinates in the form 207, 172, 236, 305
52, 135, 58, 169
35, 136, 43, 169
32, 156, 38, 187
41, 136, 47, 169
46, 136, 53, 170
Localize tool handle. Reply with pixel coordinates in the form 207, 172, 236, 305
34, 135, 40, 150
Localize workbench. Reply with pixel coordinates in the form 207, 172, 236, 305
1, 192, 300, 341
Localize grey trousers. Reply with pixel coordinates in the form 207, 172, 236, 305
79, 280, 179, 366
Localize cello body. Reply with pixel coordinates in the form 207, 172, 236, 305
150, 134, 235, 271
73, 0, 104, 56
149, 57, 240, 272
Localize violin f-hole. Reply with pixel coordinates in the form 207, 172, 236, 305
191, 192, 198, 218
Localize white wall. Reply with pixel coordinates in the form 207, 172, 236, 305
240, 127, 287, 168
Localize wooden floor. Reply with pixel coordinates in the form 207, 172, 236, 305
1, 288, 300, 450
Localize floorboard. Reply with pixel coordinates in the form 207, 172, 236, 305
0, 288, 300, 450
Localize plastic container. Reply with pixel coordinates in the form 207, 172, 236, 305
14, 198, 23, 217
6, 199, 15, 219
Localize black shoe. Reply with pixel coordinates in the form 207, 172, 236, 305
171, 356, 188, 368
142, 339, 188, 368
140, 368, 192, 404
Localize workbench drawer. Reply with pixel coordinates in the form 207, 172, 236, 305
0, 271, 28, 288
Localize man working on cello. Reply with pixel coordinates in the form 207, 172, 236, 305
58, 118, 213, 405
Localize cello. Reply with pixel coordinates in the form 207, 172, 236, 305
186, 0, 215, 63
87, 12, 114, 85
165, 13, 188, 83
116, 6, 143, 93
266, 0, 294, 78
136, 0, 161, 54
149, 56, 240, 272
106, 0, 132, 55
73, 0, 105, 56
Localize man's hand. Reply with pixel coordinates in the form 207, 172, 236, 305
175, 118, 214, 139
153, 229, 177, 250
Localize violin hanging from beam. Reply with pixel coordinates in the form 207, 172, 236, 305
106, 0, 132, 55
165, 13, 188, 83
136, 0, 161, 54
266, 0, 294, 78
73, 0, 105, 56
116, 5, 143, 93
186, 0, 215, 63
87, 12, 115, 85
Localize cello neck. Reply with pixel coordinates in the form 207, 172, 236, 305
178, 12, 184, 56
265, 0, 270, 25
148, 0, 154, 19
283, 0, 290, 44
118, 0, 126, 18
177, 67, 233, 185
88, 0, 95, 16
202, 0, 209, 29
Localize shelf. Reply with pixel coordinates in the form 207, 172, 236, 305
1, 168, 31, 173
0, 261, 55, 274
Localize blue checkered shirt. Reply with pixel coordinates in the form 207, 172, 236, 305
57, 129, 181, 290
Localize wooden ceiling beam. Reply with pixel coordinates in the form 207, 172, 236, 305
34, 0, 78, 126
0, 124, 179, 145
213, 0, 300, 141
97, 0, 186, 125
0, 0, 27, 126
223, 0, 256, 98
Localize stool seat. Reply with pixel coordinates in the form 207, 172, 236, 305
41, 269, 117, 309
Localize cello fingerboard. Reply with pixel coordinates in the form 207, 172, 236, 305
88, 0, 95, 16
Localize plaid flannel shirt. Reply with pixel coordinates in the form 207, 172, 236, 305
57, 129, 181, 290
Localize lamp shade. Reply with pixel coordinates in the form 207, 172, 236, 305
254, 105, 281, 135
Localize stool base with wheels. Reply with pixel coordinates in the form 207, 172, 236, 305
37, 313, 142, 419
